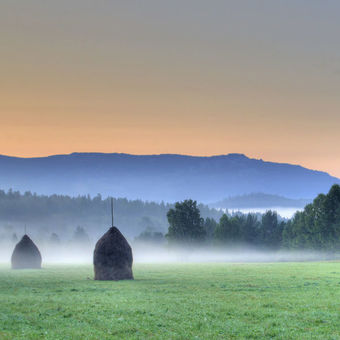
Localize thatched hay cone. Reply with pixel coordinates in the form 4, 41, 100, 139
93, 227, 133, 280
11, 235, 42, 269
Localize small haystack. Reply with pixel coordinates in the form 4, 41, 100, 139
93, 226, 133, 280
11, 235, 42, 269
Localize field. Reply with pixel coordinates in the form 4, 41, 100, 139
0, 262, 339, 339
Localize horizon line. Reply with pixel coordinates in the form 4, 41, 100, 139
0, 151, 337, 179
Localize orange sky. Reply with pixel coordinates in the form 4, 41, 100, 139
1, 1, 340, 177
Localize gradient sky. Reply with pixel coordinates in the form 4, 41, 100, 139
1, 1, 340, 176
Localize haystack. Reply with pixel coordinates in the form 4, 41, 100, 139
11, 235, 42, 269
93, 227, 133, 280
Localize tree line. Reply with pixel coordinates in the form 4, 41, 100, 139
165, 185, 340, 250
166, 200, 284, 249
1, 185, 339, 250
0, 189, 222, 239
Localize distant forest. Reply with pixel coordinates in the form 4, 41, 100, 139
1, 186, 339, 251
0, 189, 222, 241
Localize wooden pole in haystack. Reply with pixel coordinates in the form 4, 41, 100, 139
111, 197, 114, 227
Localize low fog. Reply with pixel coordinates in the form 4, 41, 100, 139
1, 237, 338, 265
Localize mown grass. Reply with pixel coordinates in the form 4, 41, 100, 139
0, 262, 339, 339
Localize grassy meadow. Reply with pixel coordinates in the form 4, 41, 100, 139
0, 262, 339, 339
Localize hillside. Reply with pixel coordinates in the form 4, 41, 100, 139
0, 153, 338, 203
212, 193, 311, 209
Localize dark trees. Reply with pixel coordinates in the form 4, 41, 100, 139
214, 214, 242, 244
166, 200, 206, 244
214, 213, 260, 245
259, 211, 284, 248
241, 213, 260, 244
283, 184, 340, 250
204, 217, 218, 243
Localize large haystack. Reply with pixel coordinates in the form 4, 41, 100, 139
93, 226, 133, 280
11, 235, 42, 269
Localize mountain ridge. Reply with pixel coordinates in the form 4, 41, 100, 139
0, 152, 338, 203
0, 152, 334, 177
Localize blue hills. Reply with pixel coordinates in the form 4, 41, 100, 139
0, 152, 338, 203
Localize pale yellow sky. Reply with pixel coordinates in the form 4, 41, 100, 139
1, 1, 340, 176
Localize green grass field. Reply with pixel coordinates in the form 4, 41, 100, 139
0, 262, 339, 339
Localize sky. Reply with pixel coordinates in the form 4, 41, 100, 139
1, 1, 340, 176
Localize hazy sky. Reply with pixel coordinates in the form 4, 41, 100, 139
1, 1, 340, 176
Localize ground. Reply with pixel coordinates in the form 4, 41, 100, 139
0, 262, 339, 339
